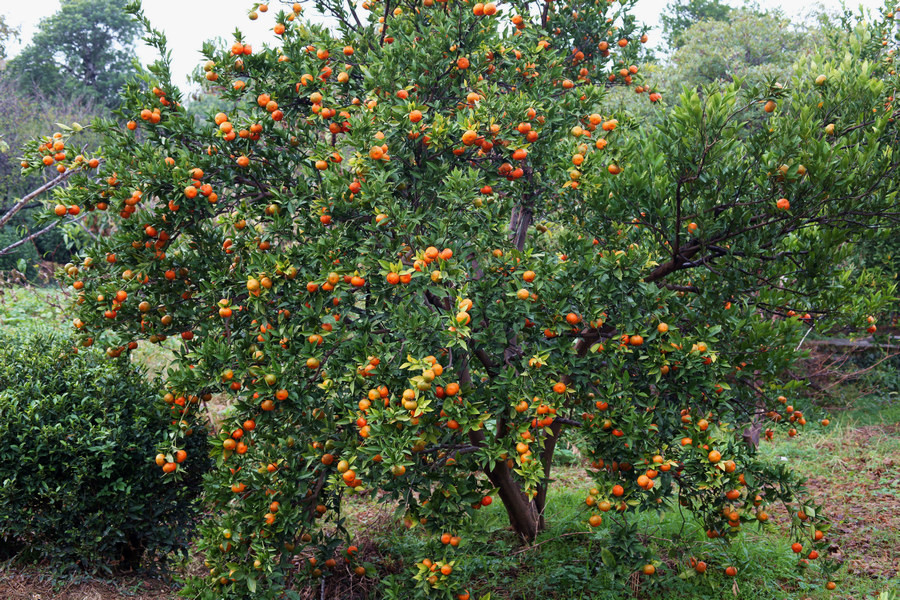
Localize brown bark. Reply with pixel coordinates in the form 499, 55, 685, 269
468, 428, 541, 541
643, 241, 702, 283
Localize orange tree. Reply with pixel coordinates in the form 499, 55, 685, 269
21, 0, 899, 597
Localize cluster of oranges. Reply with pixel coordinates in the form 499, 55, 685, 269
28, 131, 100, 176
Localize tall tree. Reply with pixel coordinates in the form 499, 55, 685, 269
6, 0, 140, 106
667, 10, 814, 89
661, 0, 732, 49
0, 14, 19, 61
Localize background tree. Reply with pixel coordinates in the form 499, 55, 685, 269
660, 0, 733, 49
0, 13, 19, 62
21, 1, 898, 599
666, 9, 816, 90
5, 0, 140, 107
0, 1, 121, 279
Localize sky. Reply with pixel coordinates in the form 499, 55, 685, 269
1, 0, 890, 93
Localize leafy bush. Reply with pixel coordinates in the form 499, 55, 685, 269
0, 329, 207, 574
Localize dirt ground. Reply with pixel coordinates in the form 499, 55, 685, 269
0, 569, 176, 600
801, 424, 900, 580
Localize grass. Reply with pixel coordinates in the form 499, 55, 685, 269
0, 283, 179, 379
0, 284, 68, 331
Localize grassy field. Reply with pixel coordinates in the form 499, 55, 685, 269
1, 283, 897, 600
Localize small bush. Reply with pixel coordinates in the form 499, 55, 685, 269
0, 329, 207, 574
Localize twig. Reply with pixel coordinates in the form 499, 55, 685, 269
795, 326, 814, 351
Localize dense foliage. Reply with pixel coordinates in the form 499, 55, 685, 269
0, 330, 207, 573
19, 0, 899, 597
667, 9, 815, 90
660, 0, 732, 49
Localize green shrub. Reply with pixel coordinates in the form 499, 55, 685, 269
0, 329, 208, 574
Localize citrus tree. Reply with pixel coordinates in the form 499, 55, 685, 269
21, 0, 899, 597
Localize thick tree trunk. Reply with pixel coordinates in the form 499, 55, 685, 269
469, 419, 568, 542
491, 460, 542, 541
468, 428, 542, 541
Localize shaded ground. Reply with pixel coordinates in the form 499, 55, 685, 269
0, 568, 175, 600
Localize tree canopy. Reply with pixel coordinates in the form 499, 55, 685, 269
0, 14, 19, 61
667, 9, 815, 89
661, 0, 733, 49
5, 0, 140, 106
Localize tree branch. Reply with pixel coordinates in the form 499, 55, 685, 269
0, 166, 84, 229
0, 214, 85, 257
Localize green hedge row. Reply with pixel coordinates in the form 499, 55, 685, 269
0, 329, 207, 573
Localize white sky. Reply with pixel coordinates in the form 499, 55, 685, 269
1, 0, 891, 92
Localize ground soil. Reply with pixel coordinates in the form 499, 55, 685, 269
0, 569, 176, 600
801, 424, 900, 580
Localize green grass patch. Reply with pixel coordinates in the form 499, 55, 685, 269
0, 284, 68, 331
